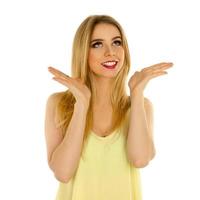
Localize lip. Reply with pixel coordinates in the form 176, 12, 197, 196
101, 60, 119, 69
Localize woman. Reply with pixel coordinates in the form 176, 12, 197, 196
45, 14, 173, 200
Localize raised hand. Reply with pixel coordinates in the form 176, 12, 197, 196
48, 66, 91, 108
128, 62, 174, 95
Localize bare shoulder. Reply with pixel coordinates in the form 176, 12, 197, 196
46, 91, 66, 104
46, 91, 67, 110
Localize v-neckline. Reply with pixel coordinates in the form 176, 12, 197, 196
91, 129, 119, 140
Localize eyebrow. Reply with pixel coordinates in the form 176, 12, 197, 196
90, 36, 122, 43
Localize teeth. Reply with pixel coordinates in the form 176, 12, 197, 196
103, 61, 117, 66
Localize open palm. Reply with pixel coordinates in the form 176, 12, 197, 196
128, 62, 173, 94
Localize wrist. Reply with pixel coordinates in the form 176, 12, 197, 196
74, 102, 89, 113
130, 89, 144, 99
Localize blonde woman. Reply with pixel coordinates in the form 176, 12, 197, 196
45, 15, 173, 200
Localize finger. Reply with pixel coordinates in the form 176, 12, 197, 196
142, 62, 173, 72
48, 66, 62, 73
141, 62, 167, 72
149, 71, 168, 78
48, 67, 70, 78
155, 63, 173, 70
52, 77, 70, 87
150, 65, 173, 73
48, 67, 67, 75
150, 62, 173, 68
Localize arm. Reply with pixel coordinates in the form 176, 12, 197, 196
127, 62, 173, 168
126, 93, 156, 168
44, 93, 88, 183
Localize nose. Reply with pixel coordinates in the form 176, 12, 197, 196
104, 45, 115, 57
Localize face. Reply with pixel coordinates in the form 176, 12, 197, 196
88, 23, 125, 78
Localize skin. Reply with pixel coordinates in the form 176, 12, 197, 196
88, 23, 125, 107
127, 62, 173, 167
48, 23, 174, 166
128, 62, 173, 95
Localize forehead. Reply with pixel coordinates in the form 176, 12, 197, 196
91, 23, 121, 39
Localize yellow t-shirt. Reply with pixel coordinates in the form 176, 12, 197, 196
55, 111, 142, 200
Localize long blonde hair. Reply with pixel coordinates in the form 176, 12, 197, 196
55, 15, 131, 142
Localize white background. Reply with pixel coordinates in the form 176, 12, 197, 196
0, 0, 200, 199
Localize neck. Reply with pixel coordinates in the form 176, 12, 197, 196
91, 75, 113, 107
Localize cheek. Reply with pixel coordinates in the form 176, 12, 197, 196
118, 48, 125, 60
88, 52, 94, 66
88, 53, 97, 70
117, 49, 125, 67
88, 51, 101, 65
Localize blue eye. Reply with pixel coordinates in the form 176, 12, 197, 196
113, 40, 122, 46
91, 42, 102, 48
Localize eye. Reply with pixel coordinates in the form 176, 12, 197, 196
113, 40, 122, 46
91, 42, 103, 48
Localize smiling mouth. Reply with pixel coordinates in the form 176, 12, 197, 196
101, 60, 118, 69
